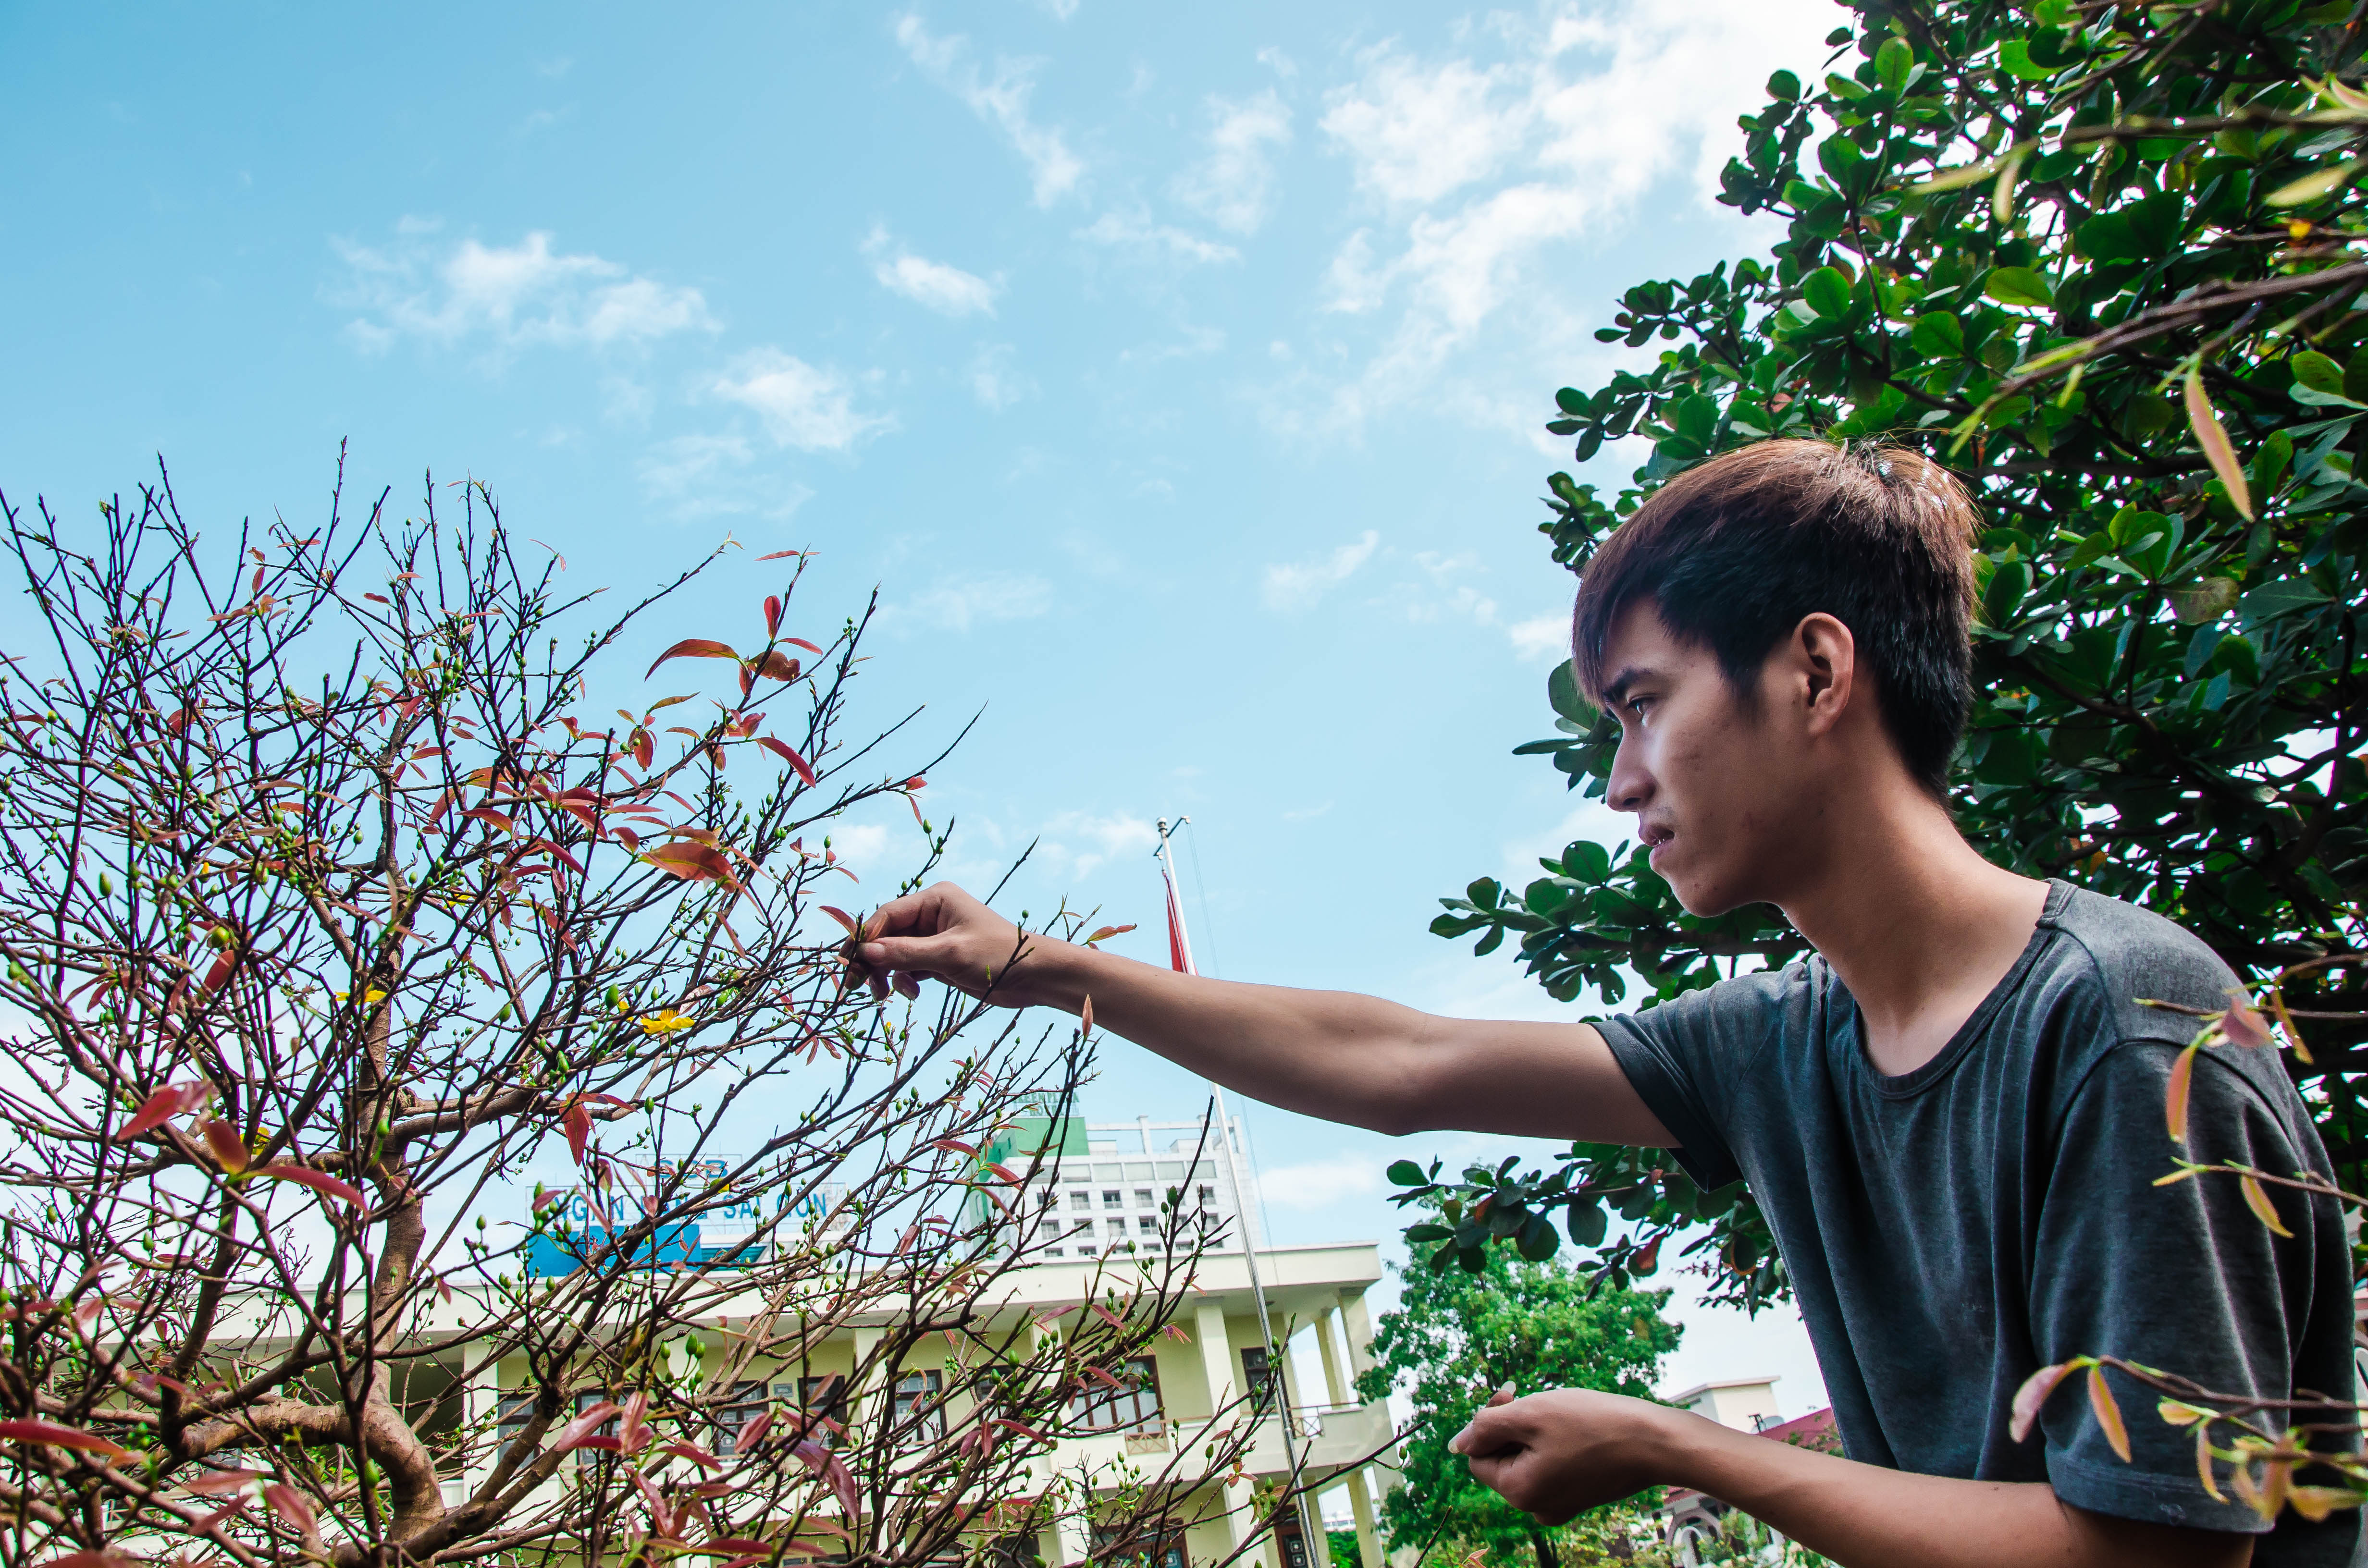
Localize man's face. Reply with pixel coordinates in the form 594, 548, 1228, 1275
1592, 600, 1820, 917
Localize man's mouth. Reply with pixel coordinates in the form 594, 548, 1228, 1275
1642, 825, 1675, 856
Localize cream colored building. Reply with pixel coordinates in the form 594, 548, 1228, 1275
458, 1241, 1398, 1568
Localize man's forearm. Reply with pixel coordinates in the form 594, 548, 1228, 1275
1659, 1415, 2250, 1568
1004, 938, 1453, 1134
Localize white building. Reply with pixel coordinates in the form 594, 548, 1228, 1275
981, 1111, 1268, 1263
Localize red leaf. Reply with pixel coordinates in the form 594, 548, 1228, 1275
759, 736, 818, 785
618, 1389, 652, 1451
633, 729, 654, 770
202, 948, 237, 992
564, 1101, 593, 1165
785, 637, 823, 654
0, 1418, 131, 1460
644, 639, 741, 680
1084, 924, 1136, 945
184, 1467, 264, 1496
2087, 1366, 2132, 1462
555, 1401, 622, 1452
986, 1162, 1021, 1184
364, 592, 390, 605
756, 549, 805, 561
665, 1440, 723, 1470
903, 776, 926, 790
2221, 993, 2273, 1049
251, 566, 265, 594
48, 1554, 139, 1568
256, 1162, 367, 1208
1080, 994, 1095, 1041
200, 1119, 250, 1175
736, 1409, 774, 1451
751, 650, 802, 683
118, 1080, 215, 1140
616, 826, 641, 851
644, 843, 737, 886
2010, 1361, 2078, 1443
463, 806, 516, 834
931, 1138, 979, 1158
817, 905, 860, 935
264, 1480, 317, 1535
992, 1417, 1054, 1445
2166, 1041, 2200, 1142
765, 596, 783, 637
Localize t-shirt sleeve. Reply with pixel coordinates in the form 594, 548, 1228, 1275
2029, 1041, 2345, 1536
1595, 971, 1790, 1191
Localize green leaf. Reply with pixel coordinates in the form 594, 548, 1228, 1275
1547, 660, 1593, 724
1766, 68, 1801, 101
2238, 578, 2329, 625
1984, 267, 2054, 307
1567, 1202, 1608, 1247
2268, 159, 2362, 207
1554, 387, 1587, 416
1388, 1160, 1430, 1188
1516, 1212, 1561, 1261
1996, 39, 2059, 79
2293, 351, 2346, 396
1911, 313, 1965, 358
1874, 37, 1913, 94
1800, 267, 1852, 319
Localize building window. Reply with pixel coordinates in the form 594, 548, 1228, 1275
1101, 1190, 1123, 1209
1092, 1522, 1185, 1568
495, 1390, 536, 1451
1198, 1185, 1217, 1208
1134, 1188, 1155, 1208
893, 1369, 946, 1440
1070, 1190, 1093, 1211
573, 1389, 617, 1466
715, 1380, 767, 1457
776, 1374, 847, 1448
1137, 1215, 1160, 1235
1240, 1347, 1283, 1412
1046, 1247, 1063, 1257
1068, 1356, 1162, 1434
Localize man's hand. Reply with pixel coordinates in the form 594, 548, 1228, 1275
855, 882, 1078, 1010
1449, 1386, 2254, 1568
1449, 1387, 1675, 1526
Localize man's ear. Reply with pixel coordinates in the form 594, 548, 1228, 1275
1792, 612, 1858, 736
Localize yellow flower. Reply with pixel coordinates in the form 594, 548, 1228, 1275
334, 989, 388, 1004
638, 1008, 695, 1037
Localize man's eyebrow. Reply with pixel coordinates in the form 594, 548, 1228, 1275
1600, 666, 1653, 707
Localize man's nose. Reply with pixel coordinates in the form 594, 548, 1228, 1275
1607, 740, 1653, 814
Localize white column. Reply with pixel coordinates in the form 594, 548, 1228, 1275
1193, 1300, 1257, 1564
1314, 1308, 1350, 1407
1345, 1472, 1383, 1568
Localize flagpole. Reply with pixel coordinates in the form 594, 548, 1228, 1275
1154, 818, 1327, 1568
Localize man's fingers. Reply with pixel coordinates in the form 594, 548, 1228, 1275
858, 933, 970, 976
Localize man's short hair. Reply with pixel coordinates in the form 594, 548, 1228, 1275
1570, 438, 1982, 796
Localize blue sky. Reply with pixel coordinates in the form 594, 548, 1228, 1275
2, 0, 1846, 1411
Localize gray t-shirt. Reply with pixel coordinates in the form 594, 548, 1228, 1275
1601, 881, 2358, 1565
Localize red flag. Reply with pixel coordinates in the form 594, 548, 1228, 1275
1161, 860, 1196, 977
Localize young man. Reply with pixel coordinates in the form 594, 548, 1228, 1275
857, 440, 2356, 1568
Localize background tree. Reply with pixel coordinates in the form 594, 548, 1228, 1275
1400, 0, 2368, 1313
0, 461, 1278, 1568
1352, 1228, 1678, 1568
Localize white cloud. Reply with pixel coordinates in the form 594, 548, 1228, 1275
969, 344, 1037, 410
1295, 0, 1832, 430
635, 433, 815, 521
1259, 1153, 1381, 1212
1171, 90, 1292, 234
906, 571, 1055, 633
863, 227, 999, 316
711, 349, 895, 452
895, 15, 1085, 207
1509, 611, 1574, 661
1261, 531, 1378, 611
331, 228, 716, 355
1038, 811, 1159, 878
1077, 208, 1238, 266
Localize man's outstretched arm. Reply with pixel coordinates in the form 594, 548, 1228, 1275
855, 882, 1673, 1145
1451, 1389, 2251, 1568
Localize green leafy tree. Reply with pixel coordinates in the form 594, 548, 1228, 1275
1399, 0, 2368, 1314
1353, 1233, 1680, 1568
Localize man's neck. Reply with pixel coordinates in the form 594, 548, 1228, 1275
1776, 785, 2050, 1078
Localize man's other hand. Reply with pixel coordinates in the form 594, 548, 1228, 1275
1448, 1387, 1673, 1526
856, 882, 1070, 1009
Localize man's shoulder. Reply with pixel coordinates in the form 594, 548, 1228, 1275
2036, 883, 2243, 1045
